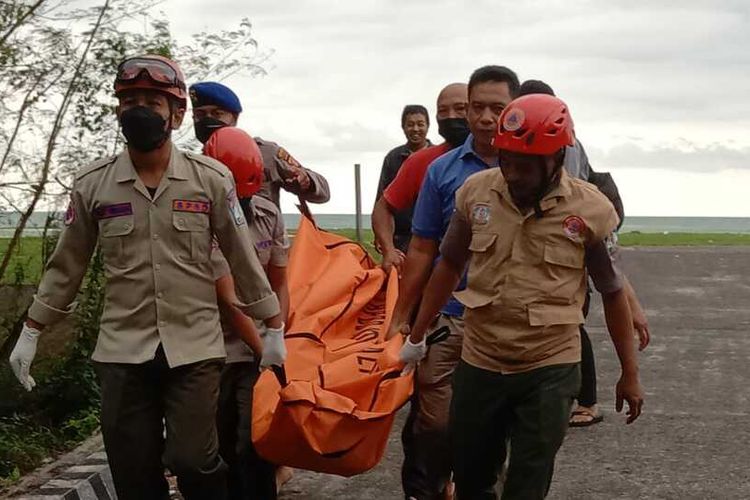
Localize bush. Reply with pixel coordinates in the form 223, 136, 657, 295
0, 233, 105, 485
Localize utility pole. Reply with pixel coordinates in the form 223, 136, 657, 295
354, 163, 362, 242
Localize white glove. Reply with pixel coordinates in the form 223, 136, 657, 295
260, 323, 287, 370
399, 336, 427, 375
10, 324, 41, 391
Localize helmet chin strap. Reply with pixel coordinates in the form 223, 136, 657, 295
532, 156, 563, 219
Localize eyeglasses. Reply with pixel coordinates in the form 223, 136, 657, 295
115, 58, 185, 90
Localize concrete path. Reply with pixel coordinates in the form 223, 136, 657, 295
11, 247, 750, 499
280, 247, 750, 499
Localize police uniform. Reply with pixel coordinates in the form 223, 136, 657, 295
440, 168, 622, 499
255, 137, 330, 208
29, 146, 280, 499
211, 195, 290, 500
189, 81, 330, 209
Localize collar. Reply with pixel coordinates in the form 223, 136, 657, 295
458, 134, 499, 167
491, 167, 573, 216
115, 144, 187, 183
399, 139, 432, 157
539, 168, 572, 211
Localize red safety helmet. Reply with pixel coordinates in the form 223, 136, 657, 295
492, 94, 574, 156
204, 127, 264, 199
114, 55, 188, 108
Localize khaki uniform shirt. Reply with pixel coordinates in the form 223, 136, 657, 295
452, 169, 620, 374
29, 146, 280, 368
254, 137, 330, 207
211, 196, 290, 363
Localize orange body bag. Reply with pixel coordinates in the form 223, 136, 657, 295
251, 216, 412, 476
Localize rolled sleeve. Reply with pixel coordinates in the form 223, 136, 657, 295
211, 175, 280, 320
28, 296, 77, 326
236, 291, 281, 319
301, 167, 330, 203
411, 168, 443, 240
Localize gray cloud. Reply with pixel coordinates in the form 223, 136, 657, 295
589, 141, 750, 172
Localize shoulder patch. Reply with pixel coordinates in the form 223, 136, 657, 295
276, 146, 302, 169
75, 155, 117, 180
185, 151, 229, 177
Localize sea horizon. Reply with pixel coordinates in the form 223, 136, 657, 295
2, 212, 750, 237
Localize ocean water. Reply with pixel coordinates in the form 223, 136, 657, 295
1, 212, 749, 237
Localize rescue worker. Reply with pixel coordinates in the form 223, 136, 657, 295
517, 80, 651, 428
374, 104, 432, 253
189, 81, 330, 208
203, 127, 290, 500
373, 83, 469, 274
400, 94, 645, 499
386, 65, 521, 500
8, 55, 284, 500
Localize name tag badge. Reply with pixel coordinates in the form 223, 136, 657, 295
172, 199, 211, 214
94, 202, 133, 219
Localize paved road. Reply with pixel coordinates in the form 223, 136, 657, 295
10, 247, 750, 499
280, 247, 750, 499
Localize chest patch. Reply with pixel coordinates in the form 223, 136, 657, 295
172, 199, 211, 214
94, 202, 133, 220
472, 203, 491, 225
563, 215, 586, 242
256, 239, 273, 250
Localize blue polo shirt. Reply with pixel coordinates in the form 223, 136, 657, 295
411, 134, 499, 317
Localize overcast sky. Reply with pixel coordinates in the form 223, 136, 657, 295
161, 0, 750, 216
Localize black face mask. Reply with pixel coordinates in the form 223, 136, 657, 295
194, 117, 229, 144
437, 117, 471, 147
120, 106, 170, 152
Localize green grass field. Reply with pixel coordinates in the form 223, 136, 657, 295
3, 231, 749, 284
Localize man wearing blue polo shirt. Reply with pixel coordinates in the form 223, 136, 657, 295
387, 65, 520, 500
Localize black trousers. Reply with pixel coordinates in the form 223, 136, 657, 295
578, 291, 597, 407
217, 361, 277, 500
450, 361, 580, 500
94, 346, 226, 500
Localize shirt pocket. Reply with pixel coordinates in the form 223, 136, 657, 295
172, 212, 211, 263
466, 232, 499, 291
542, 243, 585, 301
99, 216, 135, 268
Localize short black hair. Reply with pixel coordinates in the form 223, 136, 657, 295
468, 65, 520, 99
401, 104, 429, 127
519, 79, 555, 97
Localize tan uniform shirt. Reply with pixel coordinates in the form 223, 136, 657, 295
451, 169, 620, 374
211, 196, 290, 363
29, 146, 280, 368
254, 137, 330, 207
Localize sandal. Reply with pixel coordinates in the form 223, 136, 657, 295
569, 405, 603, 427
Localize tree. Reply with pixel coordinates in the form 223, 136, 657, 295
0, 0, 272, 280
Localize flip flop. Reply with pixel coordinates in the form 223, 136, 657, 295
569, 408, 604, 427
